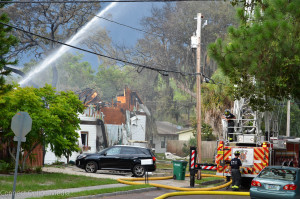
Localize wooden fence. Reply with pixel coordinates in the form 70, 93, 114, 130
166, 140, 217, 161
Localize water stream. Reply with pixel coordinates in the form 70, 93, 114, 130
19, 2, 118, 87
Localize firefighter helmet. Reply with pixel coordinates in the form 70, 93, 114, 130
234, 151, 240, 156
224, 109, 231, 116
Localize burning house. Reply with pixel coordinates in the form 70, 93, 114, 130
44, 87, 152, 164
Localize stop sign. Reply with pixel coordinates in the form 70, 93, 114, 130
11, 111, 32, 139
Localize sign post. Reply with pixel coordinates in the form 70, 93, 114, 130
141, 159, 153, 184
11, 112, 32, 199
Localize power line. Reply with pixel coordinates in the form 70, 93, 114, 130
94, 15, 163, 38
0, 21, 198, 76
0, 0, 221, 3
0, 22, 223, 85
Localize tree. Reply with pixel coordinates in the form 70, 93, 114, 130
182, 137, 196, 156
209, 0, 300, 110
0, 84, 85, 171
2, 2, 101, 87
0, 3, 18, 95
21, 53, 96, 92
134, 1, 237, 124
95, 65, 132, 101
276, 100, 300, 137
201, 69, 234, 135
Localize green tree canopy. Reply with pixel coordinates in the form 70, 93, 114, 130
209, 0, 300, 110
0, 84, 84, 170
0, 3, 18, 95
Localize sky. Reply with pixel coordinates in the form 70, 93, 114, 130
18, 2, 164, 74
79, 2, 163, 69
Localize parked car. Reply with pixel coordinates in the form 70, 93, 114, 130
250, 166, 300, 199
76, 145, 156, 177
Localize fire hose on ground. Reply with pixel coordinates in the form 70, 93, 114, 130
117, 173, 250, 199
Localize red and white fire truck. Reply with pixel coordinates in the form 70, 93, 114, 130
215, 99, 300, 179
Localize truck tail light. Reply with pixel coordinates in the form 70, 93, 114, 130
251, 180, 261, 187
283, 184, 297, 190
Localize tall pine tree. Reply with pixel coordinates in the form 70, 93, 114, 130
0, 2, 18, 95
209, 0, 300, 110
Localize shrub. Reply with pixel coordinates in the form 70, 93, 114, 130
0, 160, 14, 174
35, 166, 42, 174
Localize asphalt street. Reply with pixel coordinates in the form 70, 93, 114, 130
99, 189, 251, 199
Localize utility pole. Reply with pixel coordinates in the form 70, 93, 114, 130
286, 100, 290, 137
196, 13, 202, 180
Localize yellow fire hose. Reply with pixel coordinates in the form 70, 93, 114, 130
117, 174, 250, 199
155, 190, 250, 199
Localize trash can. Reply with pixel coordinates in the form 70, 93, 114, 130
172, 160, 188, 180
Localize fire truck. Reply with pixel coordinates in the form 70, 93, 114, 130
215, 99, 300, 181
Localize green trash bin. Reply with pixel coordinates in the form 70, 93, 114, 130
172, 160, 188, 180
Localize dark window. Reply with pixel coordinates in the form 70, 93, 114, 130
161, 137, 166, 148
106, 147, 121, 155
121, 147, 138, 155
81, 132, 88, 146
137, 148, 150, 155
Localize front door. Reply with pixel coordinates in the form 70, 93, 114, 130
100, 147, 122, 169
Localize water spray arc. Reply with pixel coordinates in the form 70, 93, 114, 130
19, 2, 118, 87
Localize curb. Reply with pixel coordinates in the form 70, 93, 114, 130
69, 187, 160, 199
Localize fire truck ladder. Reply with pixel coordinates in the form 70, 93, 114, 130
223, 99, 264, 145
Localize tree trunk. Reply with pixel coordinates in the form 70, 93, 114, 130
21, 142, 40, 172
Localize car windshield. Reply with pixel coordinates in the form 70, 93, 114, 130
259, 168, 297, 181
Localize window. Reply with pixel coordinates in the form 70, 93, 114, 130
137, 148, 150, 155
259, 168, 296, 181
161, 137, 166, 148
121, 147, 138, 155
106, 147, 121, 155
81, 132, 88, 146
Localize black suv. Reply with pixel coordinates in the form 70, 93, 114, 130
76, 145, 156, 177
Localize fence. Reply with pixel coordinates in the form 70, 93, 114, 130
166, 140, 217, 161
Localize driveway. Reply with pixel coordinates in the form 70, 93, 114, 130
42, 165, 133, 180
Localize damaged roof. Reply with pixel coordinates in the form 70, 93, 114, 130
76, 88, 101, 106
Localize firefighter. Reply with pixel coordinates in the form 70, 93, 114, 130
222, 109, 236, 142
230, 151, 242, 191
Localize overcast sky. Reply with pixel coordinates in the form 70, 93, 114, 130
18, 2, 164, 71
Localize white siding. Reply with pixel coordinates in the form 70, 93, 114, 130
44, 115, 98, 164
105, 124, 123, 146
130, 115, 146, 142
178, 132, 194, 141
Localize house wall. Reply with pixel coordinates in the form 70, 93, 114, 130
178, 131, 194, 141
130, 115, 146, 142
101, 107, 125, 125
44, 116, 101, 164
153, 134, 178, 154
105, 124, 123, 146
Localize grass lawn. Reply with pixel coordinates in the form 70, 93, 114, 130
156, 161, 173, 170
26, 184, 152, 199
195, 176, 223, 184
0, 173, 117, 193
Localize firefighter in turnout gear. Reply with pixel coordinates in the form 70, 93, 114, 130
222, 109, 236, 142
230, 151, 242, 191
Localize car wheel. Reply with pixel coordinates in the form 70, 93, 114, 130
132, 164, 145, 177
85, 161, 98, 173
